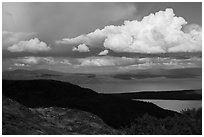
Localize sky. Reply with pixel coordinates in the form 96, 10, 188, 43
2, 2, 202, 75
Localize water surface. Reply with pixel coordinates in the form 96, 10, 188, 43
136, 99, 202, 112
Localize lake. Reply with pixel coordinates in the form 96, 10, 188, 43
136, 99, 202, 112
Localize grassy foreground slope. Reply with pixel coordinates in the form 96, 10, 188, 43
3, 96, 119, 135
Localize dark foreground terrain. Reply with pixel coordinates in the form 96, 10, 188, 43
3, 96, 119, 135
3, 79, 178, 128
2, 79, 202, 134
3, 96, 201, 135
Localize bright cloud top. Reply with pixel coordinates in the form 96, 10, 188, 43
98, 50, 109, 55
3, 31, 35, 49
57, 8, 202, 53
7, 38, 51, 53
72, 44, 90, 52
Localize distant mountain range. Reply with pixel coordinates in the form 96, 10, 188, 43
2, 69, 69, 78
3, 79, 179, 129
2, 69, 98, 84
3, 68, 201, 81
2, 69, 95, 77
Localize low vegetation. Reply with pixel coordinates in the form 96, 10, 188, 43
2, 96, 119, 135
122, 108, 202, 135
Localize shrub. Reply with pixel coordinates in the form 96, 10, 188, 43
121, 108, 202, 135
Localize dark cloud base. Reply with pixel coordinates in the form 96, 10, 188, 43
3, 49, 202, 59
109, 51, 202, 59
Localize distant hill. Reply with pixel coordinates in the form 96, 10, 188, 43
2, 69, 65, 78
107, 89, 202, 100
3, 96, 118, 135
3, 68, 202, 79
2, 69, 96, 78
2, 69, 97, 84
3, 79, 179, 129
112, 68, 202, 80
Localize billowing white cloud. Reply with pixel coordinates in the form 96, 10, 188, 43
7, 38, 51, 53
72, 44, 90, 52
98, 50, 109, 56
2, 31, 35, 49
57, 8, 202, 53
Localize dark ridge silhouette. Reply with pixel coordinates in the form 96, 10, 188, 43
3, 79, 179, 129
107, 89, 202, 100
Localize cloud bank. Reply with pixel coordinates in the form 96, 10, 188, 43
7, 38, 51, 53
8, 55, 201, 71
57, 8, 202, 53
13, 56, 72, 66
77, 56, 137, 67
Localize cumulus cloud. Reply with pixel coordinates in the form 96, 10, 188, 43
18, 56, 40, 64
14, 56, 72, 66
57, 8, 202, 53
2, 31, 35, 49
59, 59, 72, 65
98, 50, 109, 56
5, 55, 201, 74
72, 44, 90, 52
77, 56, 137, 67
7, 38, 51, 53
